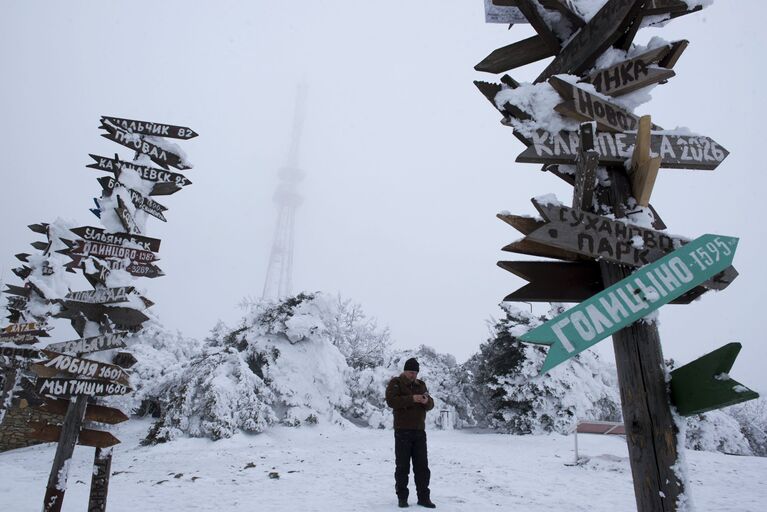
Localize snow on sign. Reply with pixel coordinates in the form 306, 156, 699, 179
65, 286, 134, 305
521, 234, 739, 373
35, 377, 131, 397
100, 122, 192, 170
32, 351, 130, 385
97, 176, 168, 222
515, 129, 729, 171
45, 332, 128, 356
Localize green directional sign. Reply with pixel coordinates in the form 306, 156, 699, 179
670, 343, 759, 416
520, 234, 739, 373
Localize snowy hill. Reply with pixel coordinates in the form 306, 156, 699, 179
1, 418, 765, 511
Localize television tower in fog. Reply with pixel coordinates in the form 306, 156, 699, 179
262, 85, 307, 300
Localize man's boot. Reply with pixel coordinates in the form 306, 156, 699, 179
398, 497, 409, 508
417, 498, 436, 508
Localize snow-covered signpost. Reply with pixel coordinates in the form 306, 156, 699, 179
477, 1, 759, 510
0, 115, 196, 512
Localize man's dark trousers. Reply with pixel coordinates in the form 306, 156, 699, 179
395, 429, 430, 502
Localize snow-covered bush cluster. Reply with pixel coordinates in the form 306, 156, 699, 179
131, 291, 765, 458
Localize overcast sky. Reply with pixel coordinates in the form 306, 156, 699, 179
2, 1, 766, 391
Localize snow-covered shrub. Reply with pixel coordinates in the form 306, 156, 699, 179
683, 409, 752, 456
466, 303, 621, 434
727, 399, 767, 456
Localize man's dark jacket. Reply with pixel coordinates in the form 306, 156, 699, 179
385, 374, 435, 430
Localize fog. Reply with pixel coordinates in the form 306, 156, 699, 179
1, 1, 765, 390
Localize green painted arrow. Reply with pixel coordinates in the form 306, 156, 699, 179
670, 343, 759, 416
520, 234, 738, 374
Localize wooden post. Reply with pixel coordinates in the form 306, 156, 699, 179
88, 447, 113, 512
43, 396, 88, 512
0, 368, 19, 424
596, 166, 684, 511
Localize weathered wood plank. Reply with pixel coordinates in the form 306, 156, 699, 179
516, 129, 729, 171
536, 0, 645, 82
629, 115, 661, 206
475, 35, 559, 74
29, 421, 120, 449
88, 447, 114, 512
34, 398, 129, 424
42, 396, 88, 512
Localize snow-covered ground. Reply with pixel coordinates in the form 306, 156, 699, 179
1, 419, 765, 511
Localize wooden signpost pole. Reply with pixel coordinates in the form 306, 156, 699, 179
42, 396, 88, 512
597, 166, 683, 510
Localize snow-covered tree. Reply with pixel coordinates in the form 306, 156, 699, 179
466, 303, 621, 434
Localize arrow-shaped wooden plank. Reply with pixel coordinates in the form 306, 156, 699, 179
62, 240, 158, 264
34, 398, 129, 425
12, 266, 32, 279
35, 378, 132, 398
549, 76, 662, 133
516, 129, 729, 171
670, 343, 759, 416
65, 286, 136, 306
523, 197, 738, 291
583, 41, 687, 97
27, 421, 120, 448
475, 35, 559, 74
88, 154, 192, 196
498, 260, 708, 304
45, 331, 128, 356
536, 0, 645, 82
101, 116, 198, 140
54, 302, 149, 330
69, 226, 161, 253
515, 0, 562, 48
31, 350, 130, 385
28, 223, 49, 235
100, 123, 192, 170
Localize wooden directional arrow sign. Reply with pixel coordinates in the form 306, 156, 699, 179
520, 234, 739, 373
32, 351, 129, 385
101, 116, 198, 140
1, 322, 48, 337
670, 343, 759, 416
63, 240, 158, 263
45, 332, 128, 356
69, 226, 161, 252
98, 176, 168, 222
582, 40, 687, 96
100, 123, 192, 170
35, 398, 129, 425
55, 302, 149, 330
549, 76, 662, 133
27, 422, 120, 448
515, 129, 729, 171
536, 0, 645, 82
0, 346, 42, 360
65, 286, 135, 305
519, 198, 738, 290
35, 377, 131, 397
87, 154, 192, 195
497, 260, 707, 304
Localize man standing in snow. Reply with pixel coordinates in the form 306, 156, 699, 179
385, 358, 436, 508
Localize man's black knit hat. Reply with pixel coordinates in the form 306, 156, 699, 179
404, 358, 419, 372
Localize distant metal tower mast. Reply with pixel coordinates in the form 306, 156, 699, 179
262, 85, 307, 300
